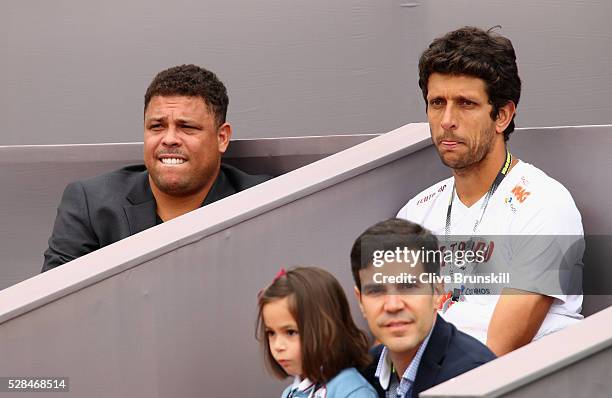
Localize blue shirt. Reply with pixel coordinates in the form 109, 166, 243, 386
281, 367, 377, 398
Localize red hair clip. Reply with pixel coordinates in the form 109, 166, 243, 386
258, 267, 288, 300
273, 268, 287, 282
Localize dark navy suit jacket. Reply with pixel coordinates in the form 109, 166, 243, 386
360, 315, 496, 398
43, 163, 269, 272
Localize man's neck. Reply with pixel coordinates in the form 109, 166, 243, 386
388, 316, 436, 380
389, 347, 418, 382
453, 143, 517, 207
149, 175, 217, 222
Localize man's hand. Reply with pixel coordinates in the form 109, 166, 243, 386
486, 289, 553, 356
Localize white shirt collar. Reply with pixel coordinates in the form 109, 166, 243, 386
290, 376, 316, 392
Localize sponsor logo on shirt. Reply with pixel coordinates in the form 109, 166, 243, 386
416, 184, 447, 206
510, 184, 531, 204
504, 196, 517, 213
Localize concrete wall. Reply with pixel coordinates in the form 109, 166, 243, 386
2, 1, 611, 145
1, 124, 610, 397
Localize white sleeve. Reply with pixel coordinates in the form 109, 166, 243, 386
506, 186, 584, 302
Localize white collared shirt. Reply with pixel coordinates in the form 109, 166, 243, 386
286, 376, 326, 398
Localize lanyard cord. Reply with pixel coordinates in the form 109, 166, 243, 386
445, 150, 512, 240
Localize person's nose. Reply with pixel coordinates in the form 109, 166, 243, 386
440, 104, 457, 131
271, 336, 286, 353
383, 294, 405, 313
161, 125, 181, 147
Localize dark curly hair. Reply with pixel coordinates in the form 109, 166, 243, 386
350, 218, 440, 292
144, 64, 228, 127
418, 26, 521, 141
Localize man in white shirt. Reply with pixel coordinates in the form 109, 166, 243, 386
397, 26, 584, 356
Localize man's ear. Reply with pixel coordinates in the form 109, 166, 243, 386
354, 286, 366, 318
495, 101, 516, 134
217, 122, 232, 153
433, 282, 444, 308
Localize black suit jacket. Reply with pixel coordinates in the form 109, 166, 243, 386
360, 315, 496, 398
42, 163, 270, 272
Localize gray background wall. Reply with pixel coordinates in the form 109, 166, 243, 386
2, 0, 611, 145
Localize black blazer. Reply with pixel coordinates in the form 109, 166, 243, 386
360, 315, 496, 398
42, 163, 270, 272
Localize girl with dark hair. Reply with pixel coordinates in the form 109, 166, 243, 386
256, 267, 377, 398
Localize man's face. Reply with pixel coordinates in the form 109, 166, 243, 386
426, 73, 501, 170
355, 261, 440, 356
144, 95, 231, 197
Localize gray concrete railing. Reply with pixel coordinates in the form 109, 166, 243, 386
420, 305, 612, 397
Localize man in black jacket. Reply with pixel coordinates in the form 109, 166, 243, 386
350, 219, 495, 398
43, 65, 269, 272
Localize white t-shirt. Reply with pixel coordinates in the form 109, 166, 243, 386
397, 160, 584, 343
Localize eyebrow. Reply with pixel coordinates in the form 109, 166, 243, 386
145, 116, 166, 123
427, 93, 481, 102
455, 95, 480, 103
145, 116, 201, 125
361, 283, 386, 291
175, 117, 200, 124
265, 324, 298, 330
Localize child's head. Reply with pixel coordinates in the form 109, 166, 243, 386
256, 267, 370, 383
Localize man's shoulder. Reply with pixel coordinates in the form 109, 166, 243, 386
503, 161, 582, 231
220, 163, 272, 191
435, 317, 496, 373
397, 176, 453, 220
70, 164, 148, 200
446, 320, 496, 362
78, 164, 147, 185
508, 161, 576, 205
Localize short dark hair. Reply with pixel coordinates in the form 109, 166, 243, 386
144, 64, 229, 127
418, 26, 521, 141
256, 267, 370, 383
350, 218, 440, 291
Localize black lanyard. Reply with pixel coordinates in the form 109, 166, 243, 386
445, 150, 512, 239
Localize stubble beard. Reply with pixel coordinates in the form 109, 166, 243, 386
150, 173, 196, 197
438, 125, 496, 172
149, 164, 217, 198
